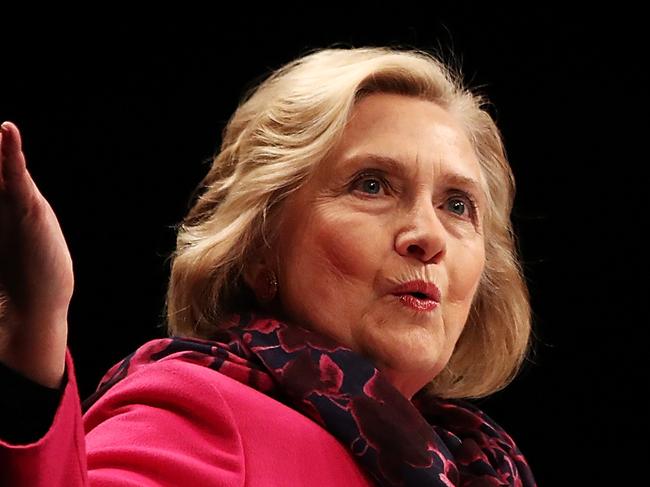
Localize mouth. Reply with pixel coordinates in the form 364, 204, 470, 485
391, 292, 439, 312
407, 292, 429, 299
388, 280, 441, 313
390, 280, 441, 303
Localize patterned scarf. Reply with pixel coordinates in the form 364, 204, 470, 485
83, 312, 537, 486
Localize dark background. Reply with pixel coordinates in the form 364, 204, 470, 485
2, 7, 647, 485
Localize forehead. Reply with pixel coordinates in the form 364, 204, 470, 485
324, 93, 487, 199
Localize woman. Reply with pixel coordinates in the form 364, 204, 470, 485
0, 47, 537, 486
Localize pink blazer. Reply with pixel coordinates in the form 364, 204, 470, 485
0, 350, 374, 486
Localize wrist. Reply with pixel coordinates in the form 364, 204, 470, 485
0, 317, 68, 389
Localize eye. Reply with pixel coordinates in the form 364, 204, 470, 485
446, 193, 478, 220
447, 198, 467, 216
358, 178, 383, 195
350, 172, 390, 196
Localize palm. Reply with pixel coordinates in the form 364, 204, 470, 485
0, 121, 73, 338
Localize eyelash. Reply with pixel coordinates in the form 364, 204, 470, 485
350, 172, 392, 198
350, 171, 479, 221
452, 193, 479, 221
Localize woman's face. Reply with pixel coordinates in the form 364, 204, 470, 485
259, 93, 486, 399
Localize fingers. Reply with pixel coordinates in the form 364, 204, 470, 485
1, 121, 27, 178
0, 121, 34, 202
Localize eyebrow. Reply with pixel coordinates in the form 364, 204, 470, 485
340, 153, 487, 202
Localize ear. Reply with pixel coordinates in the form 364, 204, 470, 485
241, 243, 276, 298
242, 258, 264, 294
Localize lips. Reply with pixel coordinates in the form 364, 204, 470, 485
390, 280, 441, 303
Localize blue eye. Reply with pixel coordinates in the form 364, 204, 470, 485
447, 195, 478, 220
351, 172, 389, 196
448, 199, 467, 215
360, 178, 382, 194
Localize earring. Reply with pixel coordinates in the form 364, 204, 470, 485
256, 269, 278, 304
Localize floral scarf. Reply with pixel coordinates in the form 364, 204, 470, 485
83, 312, 536, 486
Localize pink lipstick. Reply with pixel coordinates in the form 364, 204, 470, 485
390, 280, 441, 312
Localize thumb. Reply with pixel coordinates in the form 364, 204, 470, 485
0, 121, 38, 208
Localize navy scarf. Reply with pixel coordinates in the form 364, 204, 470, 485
83, 312, 536, 486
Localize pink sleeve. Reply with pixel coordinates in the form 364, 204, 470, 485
0, 350, 245, 487
0, 350, 88, 486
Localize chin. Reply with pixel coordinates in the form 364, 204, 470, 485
374, 357, 443, 400
364, 338, 445, 377
353, 312, 447, 372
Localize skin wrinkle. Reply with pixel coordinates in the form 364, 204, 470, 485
248, 93, 486, 399
337, 155, 484, 237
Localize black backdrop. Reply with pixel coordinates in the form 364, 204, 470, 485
2, 7, 647, 485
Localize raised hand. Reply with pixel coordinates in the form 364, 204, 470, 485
0, 121, 74, 388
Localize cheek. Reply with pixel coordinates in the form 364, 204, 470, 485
448, 242, 485, 304
278, 214, 381, 345
308, 210, 381, 283
280, 211, 386, 324
442, 246, 484, 350
317, 226, 366, 278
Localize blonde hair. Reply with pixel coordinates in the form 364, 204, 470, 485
164, 46, 534, 399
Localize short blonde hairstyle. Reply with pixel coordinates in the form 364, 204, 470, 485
164, 46, 534, 399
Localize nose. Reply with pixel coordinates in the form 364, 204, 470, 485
394, 200, 446, 264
